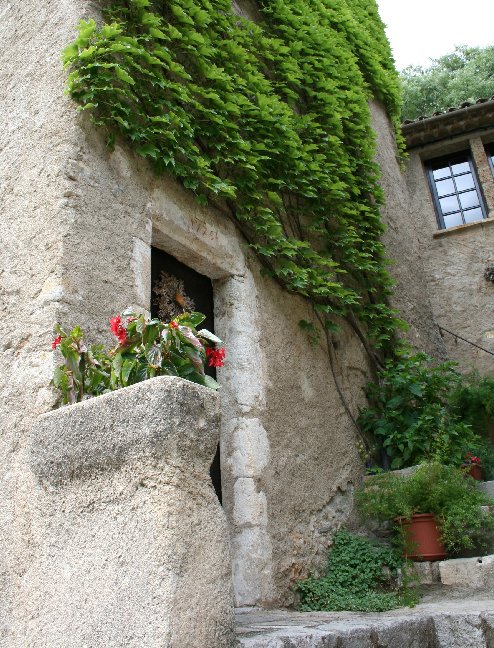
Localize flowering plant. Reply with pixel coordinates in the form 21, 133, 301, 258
52, 310, 225, 405
464, 452, 482, 465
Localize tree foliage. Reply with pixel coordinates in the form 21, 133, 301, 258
401, 45, 494, 121
63, 0, 405, 350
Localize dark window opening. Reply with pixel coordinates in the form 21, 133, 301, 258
426, 152, 486, 230
151, 247, 222, 504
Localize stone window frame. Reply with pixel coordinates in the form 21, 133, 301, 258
425, 151, 487, 230
132, 200, 275, 606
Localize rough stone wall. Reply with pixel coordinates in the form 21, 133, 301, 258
370, 102, 447, 360
0, 0, 368, 617
219, 261, 371, 606
0, 2, 101, 641
405, 130, 494, 374
0, 0, 449, 630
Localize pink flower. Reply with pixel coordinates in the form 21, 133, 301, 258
206, 347, 226, 368
109, 315, 127, 345
51, 334, 62, 350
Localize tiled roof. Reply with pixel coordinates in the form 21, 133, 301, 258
402, 95, 494, 125
401, 96, 494, 148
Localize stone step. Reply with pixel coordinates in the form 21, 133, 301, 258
479, 479, 494, 498
235, 596, 494, 647
413, 554, 494, 587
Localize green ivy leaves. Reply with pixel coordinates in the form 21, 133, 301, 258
63, 0, 403, 348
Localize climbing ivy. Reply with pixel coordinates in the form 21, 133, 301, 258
63, 0, 404, 349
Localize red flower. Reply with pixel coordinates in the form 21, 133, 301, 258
169, 321, 179, 329
51, 334, 62, 350
206, 347, 226, 368
109, 315, 127, 345
466, 452, 482, 465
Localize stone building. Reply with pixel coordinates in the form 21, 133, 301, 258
403, 97, 494, 374
1, 1, 492, 646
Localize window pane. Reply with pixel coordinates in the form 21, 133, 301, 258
459, 189, 480, 210
463, 207, 484, 223
443, 212, 463, 228
435, 178, 455, 196
455, 173, 475, 191
451, 161, 471, 175
433, 165, 451, 180
439, 195, 460, 214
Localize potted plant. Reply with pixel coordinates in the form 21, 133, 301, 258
462, 452, 483, 481
52, 309, 226, 404
355, 463, 494, 560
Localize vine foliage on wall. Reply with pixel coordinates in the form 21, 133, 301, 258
63, 0, 405, 350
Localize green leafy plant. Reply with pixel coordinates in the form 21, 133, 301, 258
449, 373, 494, 439
52, 309, 224, 404
62, 0, 405, 350
295, 530, 418, 612
359, 351, 483, 469
356, 463, 494, 554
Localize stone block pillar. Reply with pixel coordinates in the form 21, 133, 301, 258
22, 376, 234, 648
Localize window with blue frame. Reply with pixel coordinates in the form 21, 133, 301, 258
426, 153, 486, 230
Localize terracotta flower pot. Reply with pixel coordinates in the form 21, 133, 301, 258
397, 513, 447, 561
466, 464, 483, 481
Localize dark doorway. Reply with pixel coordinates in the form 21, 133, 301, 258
151, 247, 222, 504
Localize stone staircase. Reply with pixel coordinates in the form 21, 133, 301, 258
235, 595, 494, 647
235, 481, 494, 647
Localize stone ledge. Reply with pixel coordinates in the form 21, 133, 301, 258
479, 480, 494, 498
413, 555, 494, 587
23, 375, 234, 648
236, 599, 494, 647
439, 556, 494, 588
31, 375, 219, 484
432, 216, 494, 239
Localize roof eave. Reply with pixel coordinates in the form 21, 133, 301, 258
402, 100, 494, 149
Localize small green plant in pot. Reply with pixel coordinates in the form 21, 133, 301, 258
356, 463, 494, 559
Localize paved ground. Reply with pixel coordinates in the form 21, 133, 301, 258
235, 588, 494, 647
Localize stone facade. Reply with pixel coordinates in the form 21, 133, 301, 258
0, 0, 452, 643
404, 109, 494, 373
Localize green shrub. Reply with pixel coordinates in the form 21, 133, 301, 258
356, 463, 494, 554
358, 352, 484, 470
295, 530, 418, 612
449, 373, 494, 440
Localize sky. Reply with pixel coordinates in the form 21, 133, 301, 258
375, 0, 493, 70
